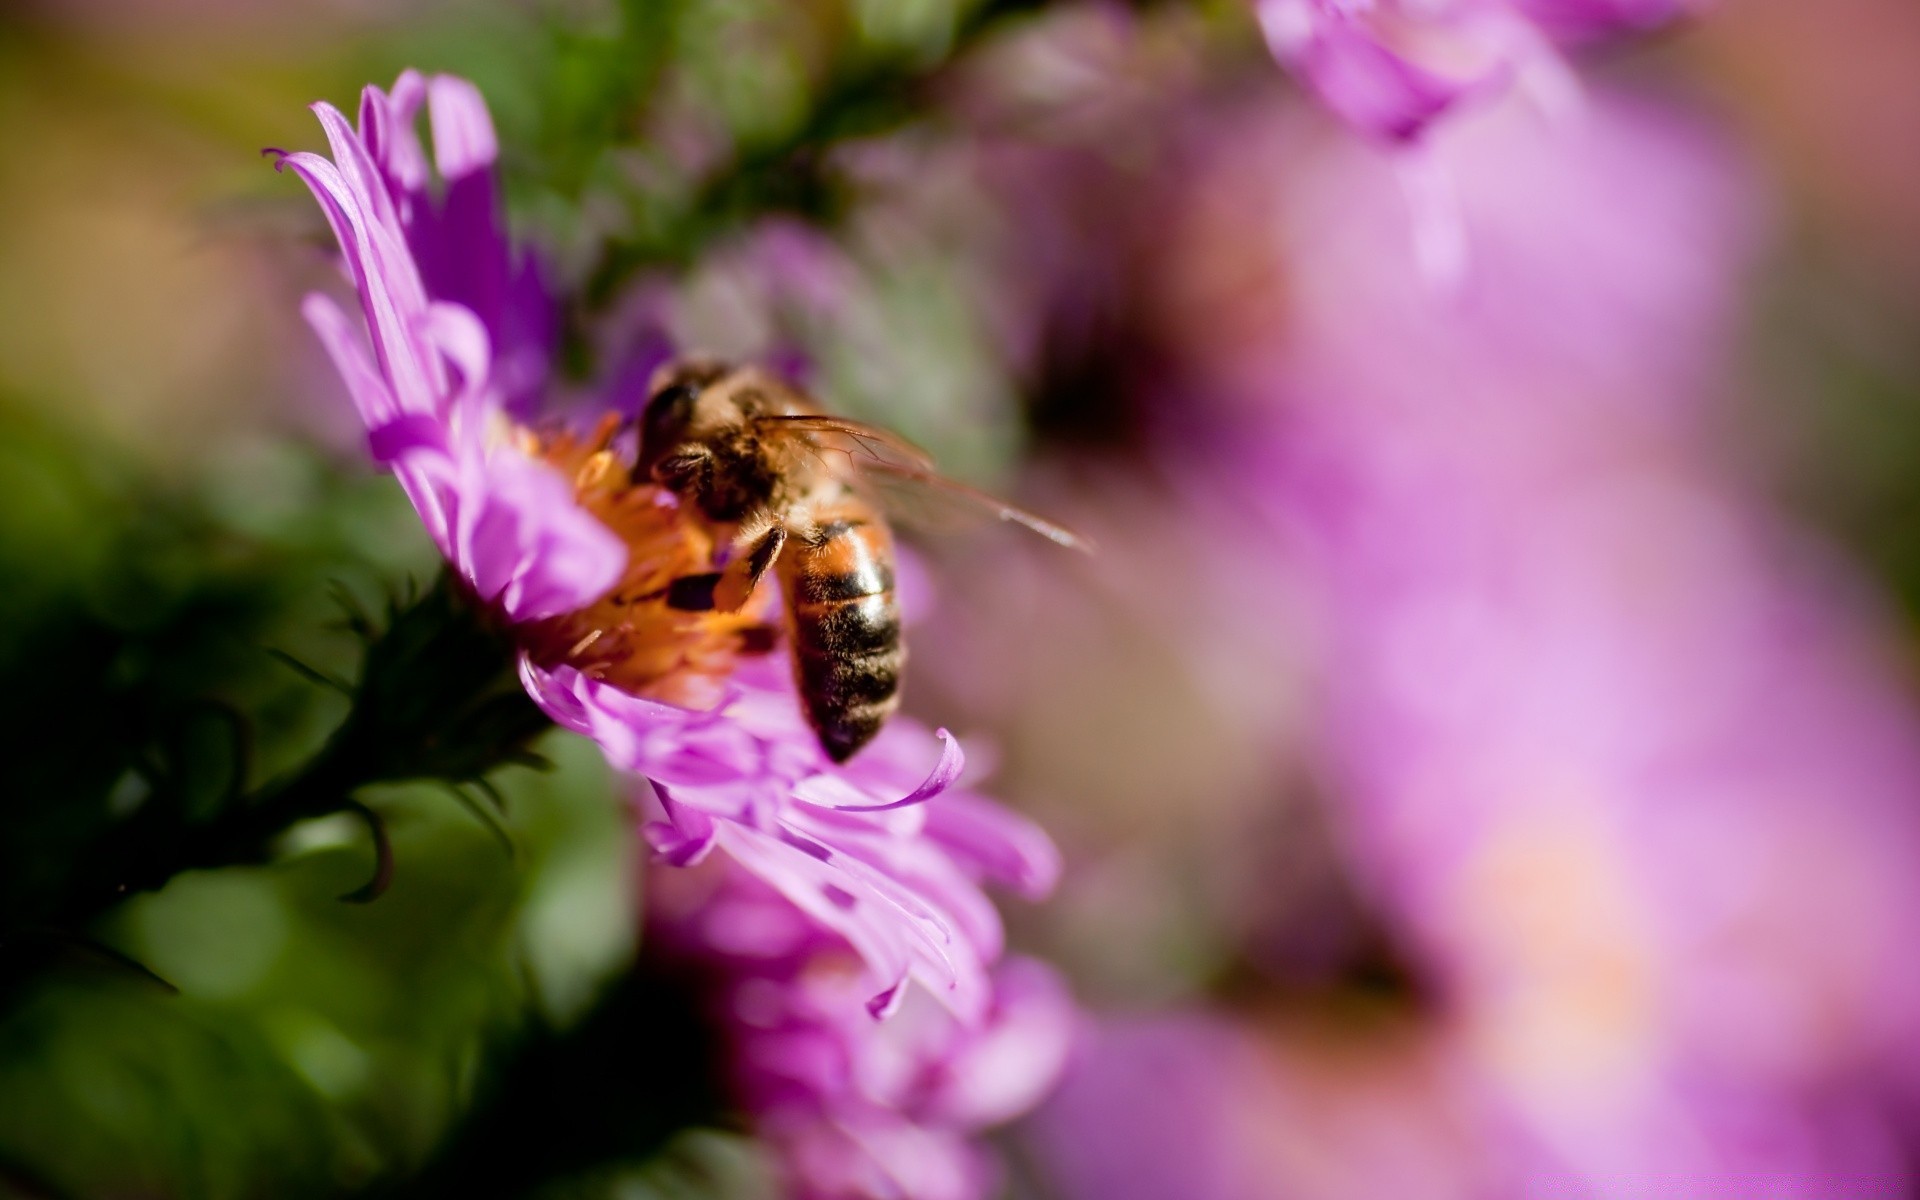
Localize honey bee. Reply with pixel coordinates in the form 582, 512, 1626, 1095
634, 359, 1085, 763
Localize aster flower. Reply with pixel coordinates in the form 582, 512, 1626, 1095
1272, 160, 1920, 1187
1250, 0, 1703, 284
1141, 79, 1920, 1195
649, 863, 1075, 1200
1253, 0, 1538, 145
274, 73, 1062, 1022
530, 655, 1060, 1020
1252, 0, 1699, 145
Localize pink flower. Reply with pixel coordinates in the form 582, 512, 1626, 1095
1252, 0, 1702, 144
649, 864, 1075, 1200
275, 74, 1064, 1026
1200, 82, 1920, 1196
983, 56, 1919, 1198
1254, 0, 1536, 143
531, 654, 1059, 1021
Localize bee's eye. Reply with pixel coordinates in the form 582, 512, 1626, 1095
642, 383, 699, 445
636, 383, 700, 478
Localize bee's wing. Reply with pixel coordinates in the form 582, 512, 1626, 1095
754, 414, 1092, 552
862, 462, 1093, 552
755, 414, 939, 473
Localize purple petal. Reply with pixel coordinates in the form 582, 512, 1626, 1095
720, 827, 930, 1005
312, 99, 404, 240
454, 446, 626, 623
923, 793, 1063, 900
418, 301, 492, 407
363, 72, 429, 200
645, 787, 719, 866
866, 978, 908, 1020
364, 413, 448, 464
1255, 0, 1524, 143
300, 293, 399, 427
923, 957, 1077, 1126
273, 148, 441, 411
426, 74, 499, 180
799, 729, 966, 813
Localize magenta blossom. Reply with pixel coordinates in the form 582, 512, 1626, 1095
1253, 0, 1699, 145
1193, 83, 1920, 1196
276, 74, 1063, 1025
1006, 65, 1918, 1200
528, 654, 1059, 1021
1254, 0, 1536, 144
649, 863, 1075, 1200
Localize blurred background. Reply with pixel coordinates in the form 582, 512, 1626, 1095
5, 0, 1920, 1195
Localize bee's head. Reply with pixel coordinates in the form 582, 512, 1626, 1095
633, 362, 728, 472
634, 361, 771, 516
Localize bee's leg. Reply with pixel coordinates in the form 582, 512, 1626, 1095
663, 522, 785, 614
665, 573, 723, 611
736, 624, 783, 656
714, 521, 786, 613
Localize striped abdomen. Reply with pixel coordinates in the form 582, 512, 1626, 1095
781, 510, 902, 763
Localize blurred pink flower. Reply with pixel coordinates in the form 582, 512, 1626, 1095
998, 49, 1919, 1196
650, 864, 1074, 1200
1253, 0, 1698, 144
275, 75, 1064, 1024
1215, 86, 1920, 1196
1253, 0, 1536, 143
1249, 0, 1705, 282
1030, 1011, 1503, 1200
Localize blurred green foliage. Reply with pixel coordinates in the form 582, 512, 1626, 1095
1743, 238, 1920, 619
0, 396, 407, 928
0, 395, 655, 1197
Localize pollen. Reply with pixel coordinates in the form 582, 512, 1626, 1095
520, 414, 773, 707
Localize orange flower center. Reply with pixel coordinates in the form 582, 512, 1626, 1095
518, 414, 772, 707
